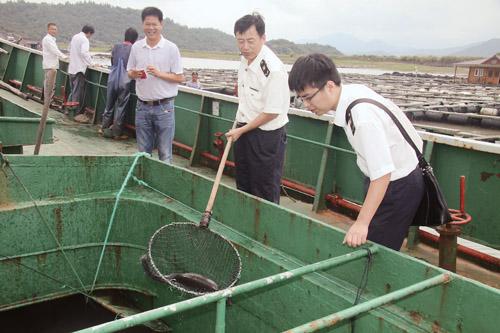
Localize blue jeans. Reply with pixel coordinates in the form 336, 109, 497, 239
135, 100, 175, 163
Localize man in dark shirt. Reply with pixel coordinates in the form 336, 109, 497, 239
100, 27, 138, 139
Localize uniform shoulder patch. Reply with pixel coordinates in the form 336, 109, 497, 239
260, 59, 270, 77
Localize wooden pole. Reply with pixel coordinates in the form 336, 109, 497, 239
34, 69, 56, 155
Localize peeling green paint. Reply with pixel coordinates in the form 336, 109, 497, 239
0, 155, 498, 332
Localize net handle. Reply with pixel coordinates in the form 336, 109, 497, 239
200, 120, 237, 227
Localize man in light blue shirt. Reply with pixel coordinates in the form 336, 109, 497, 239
186, 71, 202, 89
127, 7, 184, 163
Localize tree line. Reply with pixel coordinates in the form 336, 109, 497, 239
0, 1, 341, 56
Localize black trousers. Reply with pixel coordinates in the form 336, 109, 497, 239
365, 167, 424, 251
234, 125, 286, 204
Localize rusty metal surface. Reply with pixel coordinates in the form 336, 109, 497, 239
0, 155, 499, 333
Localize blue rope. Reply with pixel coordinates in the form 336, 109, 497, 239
90, 152, 149, 292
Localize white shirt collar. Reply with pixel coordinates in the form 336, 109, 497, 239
243, 45, 268, 73
142, 36, 166, 49
333, 84, 353, 127
45, 33, 56, 41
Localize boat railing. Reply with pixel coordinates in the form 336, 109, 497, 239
74, 246, 452, 333
283, 273, 451, 333
2, 36, 499, 254
55, 67, 356, 158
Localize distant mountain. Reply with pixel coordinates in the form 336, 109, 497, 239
450, 39, 500, 57
307, 33, 500, 57
0, 1, 341, 56
267, 39, 341, 57
0, 1, 237, 52
305, 33, 418, 56
301, 33, 406, 55
394, 39, 500, 57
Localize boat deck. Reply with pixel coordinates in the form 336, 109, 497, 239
8, 92, 499, 289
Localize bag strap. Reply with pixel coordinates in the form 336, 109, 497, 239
346, 98, 428, 168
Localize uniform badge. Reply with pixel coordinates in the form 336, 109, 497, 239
260, 60, 270, 77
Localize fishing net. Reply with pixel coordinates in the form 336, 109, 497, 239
142, 222, 241, 296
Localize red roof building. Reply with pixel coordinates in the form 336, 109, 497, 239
454, 54, 500, 85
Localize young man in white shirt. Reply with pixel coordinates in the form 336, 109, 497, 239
288, 54, 424, 251
42, 22, 66, 105
68, 24, 94, 116
127, 7, 184, 163
225, 13, 289, 204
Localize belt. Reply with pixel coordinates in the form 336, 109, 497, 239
139, 97, 173, 106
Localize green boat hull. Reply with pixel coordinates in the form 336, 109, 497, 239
0, 38, 499, 249
0, 91, 54, 152
0, 155, 498, 332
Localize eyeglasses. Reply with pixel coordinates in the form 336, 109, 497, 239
297, 82, 326, 104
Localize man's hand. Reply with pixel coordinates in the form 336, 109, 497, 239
343, 221, 369, 247
225, 127, 245, 142
128, 69, 145, 79
146, 65, 161, 77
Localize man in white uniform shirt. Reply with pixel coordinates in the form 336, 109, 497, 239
288, 54, 424, 251
225, 13, 289, 204
127, 7, 184, 163
41, 22, 66, 106
68, 24, 94, 116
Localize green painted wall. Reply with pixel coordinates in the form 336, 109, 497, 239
1, 156, 498, 332
0, 94, 54, 146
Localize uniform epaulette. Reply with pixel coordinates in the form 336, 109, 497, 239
260, 59, 270, 77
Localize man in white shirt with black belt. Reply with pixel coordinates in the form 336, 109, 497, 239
42, 22, 66, 106
225, 13, 289, 204
288, 54, 424, 251
68, 24, 94, 116
127, 7, 184, 163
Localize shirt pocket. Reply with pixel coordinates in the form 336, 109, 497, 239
135, 58, 148, 70
245, 85, 263, 110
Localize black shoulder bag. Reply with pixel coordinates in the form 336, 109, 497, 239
346, 98, 451, 227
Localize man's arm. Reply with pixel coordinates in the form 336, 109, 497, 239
146, 67, 184, 83
225, 113, 278, 141
226, 70, 288, 141
46, 38, 65, 59
343, 173, 390, 247
343, 115, 395, 247
126, 47, 141, 79
110, 45, 116, 67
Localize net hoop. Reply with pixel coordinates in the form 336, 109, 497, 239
146, 222, 242, 296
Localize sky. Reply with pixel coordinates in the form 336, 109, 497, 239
8, 0, 500, 49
